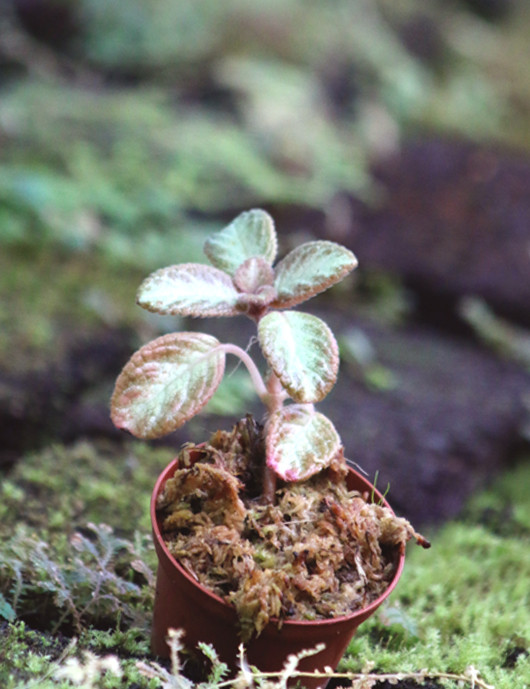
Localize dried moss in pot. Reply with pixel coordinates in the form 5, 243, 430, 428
156, 417, 426, 642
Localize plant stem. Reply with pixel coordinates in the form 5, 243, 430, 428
216, 344, 268, 401
216, 346, 285, 503
265, 371, 286, 413
262, 464, 277, 505
260, 372, 285, 504
215, 667, 495, 689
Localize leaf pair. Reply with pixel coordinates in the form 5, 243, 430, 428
110, 308, 337, 438
137, 209, 357, 318
110, 330, 341, 481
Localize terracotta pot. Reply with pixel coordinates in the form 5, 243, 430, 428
150, 457, 405, 689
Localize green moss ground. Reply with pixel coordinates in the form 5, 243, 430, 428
1, 441, 528, 688
342, 461, 530, 689
0, 248, 145, 372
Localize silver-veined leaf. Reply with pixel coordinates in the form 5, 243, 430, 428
272, 241, 357, 308
266, 406, 342, 481
137, 264, 240, 317
111, 332, 225, 438
204, 209, 277, 276
258, 311, 338, 403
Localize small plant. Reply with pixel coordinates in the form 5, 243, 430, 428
0, 523, 153, 633
110, 209, 428, 647
111, 208, 357, 501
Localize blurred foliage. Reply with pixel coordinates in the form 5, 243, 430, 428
459, 296, 530, 371
1, 0, 530, 371
1, 0, 529, 270
0, 522, 153, 632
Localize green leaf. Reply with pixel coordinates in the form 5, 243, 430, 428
137, 263, 240, 317
379, 606, 419, 638
197, 642, 230, 683
0, 593, 16, 622
266, 406, 342, 481
204, 209, 277, 276
272, 240, 357, 308
258, 311, 338, 403
111, 332, 225, 438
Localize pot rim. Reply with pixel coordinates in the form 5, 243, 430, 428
151, 456, 405, 629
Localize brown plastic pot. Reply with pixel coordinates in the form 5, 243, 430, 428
150, 457, 405, 689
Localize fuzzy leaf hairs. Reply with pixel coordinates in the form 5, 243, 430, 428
110, 333, 225, 438
111, 209, 357, 483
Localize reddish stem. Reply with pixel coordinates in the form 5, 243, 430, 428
260, 372, 285, 504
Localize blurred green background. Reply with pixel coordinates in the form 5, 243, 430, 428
2, 0, 530, 368
2, 0, 530, 258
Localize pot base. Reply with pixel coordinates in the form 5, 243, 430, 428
150, 458, 405, 688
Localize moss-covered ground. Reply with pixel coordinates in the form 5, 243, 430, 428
1, 441, 528, 688
0, 248, 144, 372
343, 461, 530, 689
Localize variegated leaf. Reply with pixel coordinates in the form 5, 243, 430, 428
204, 209, 278, 276
258, 311, 338, 403
110, 332, 225, 438
266, 406, 342, 481
272, 241, 357, 308
137, 264, 240, 317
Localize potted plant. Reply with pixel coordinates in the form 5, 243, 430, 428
110, 209, 429, 686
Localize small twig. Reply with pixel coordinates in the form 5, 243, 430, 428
218, 643, 495, 689
237, 668, 496, 689
138, 632, 496, 689
206, 667, 496, 689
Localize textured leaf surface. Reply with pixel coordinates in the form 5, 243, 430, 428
111, 332, 225, 438
233, 256, 275, 294
266, 406, 342, 481
272, 240, 357, 308
137, 264, 240, 317
204, 209, 277, 276
258, 311, 338, 403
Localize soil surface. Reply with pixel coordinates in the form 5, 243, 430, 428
271, 137, 530, 332
322, 313, 529, 526
330, 138, 530, 331
0, 326, 134, 469
329, 681, 445, 689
